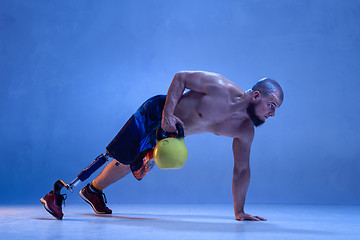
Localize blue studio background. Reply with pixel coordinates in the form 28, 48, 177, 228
0, 0, 359, 205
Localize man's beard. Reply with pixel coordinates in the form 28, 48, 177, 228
247, 102, 265, 127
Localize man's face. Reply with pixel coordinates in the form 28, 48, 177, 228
247, 91, 282, 127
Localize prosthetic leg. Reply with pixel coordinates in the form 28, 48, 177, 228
53, 153, 111, 194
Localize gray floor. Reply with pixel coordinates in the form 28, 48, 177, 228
0, 204, 359, 240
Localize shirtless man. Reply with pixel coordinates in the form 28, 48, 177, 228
40, 71, 284, 221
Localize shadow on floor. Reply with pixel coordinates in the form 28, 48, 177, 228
33, 212, 335, 236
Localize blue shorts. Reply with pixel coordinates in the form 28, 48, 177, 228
106, 95, 166, 180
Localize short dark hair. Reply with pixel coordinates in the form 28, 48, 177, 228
252, 78, 284, 102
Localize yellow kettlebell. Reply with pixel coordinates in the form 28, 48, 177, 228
154, 124, 188, 169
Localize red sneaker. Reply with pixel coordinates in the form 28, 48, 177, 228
40, 191, 66, 220
79, 184, 112, 214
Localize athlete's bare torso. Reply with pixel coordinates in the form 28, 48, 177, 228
160, 71, 281, 221
173, 75, 254, 138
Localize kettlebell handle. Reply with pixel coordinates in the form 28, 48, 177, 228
156, 123, 184, 141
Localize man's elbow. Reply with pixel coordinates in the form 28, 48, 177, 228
233, 167, 250, 180
174, 71, 188, 80
171, 72, 187, 89
175, 71, 191, 84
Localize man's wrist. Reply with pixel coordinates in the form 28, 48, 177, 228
235, 207, 245, 215
162, 113, 172, 122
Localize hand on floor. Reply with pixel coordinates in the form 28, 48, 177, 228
236, 213, 267, 221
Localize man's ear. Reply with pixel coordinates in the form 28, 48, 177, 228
252, 91, 261, 102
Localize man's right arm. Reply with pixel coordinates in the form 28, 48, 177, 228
161, 71, 226, 132
232, 127, 267, 221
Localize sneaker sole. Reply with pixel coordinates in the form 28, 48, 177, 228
79, 190, 111, 214
40, 198, 63, 220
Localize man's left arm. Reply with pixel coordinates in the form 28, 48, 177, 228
232, 137, 267, 221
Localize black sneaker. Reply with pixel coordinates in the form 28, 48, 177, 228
40, 191, 67, 220
79, 184, 112, 214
